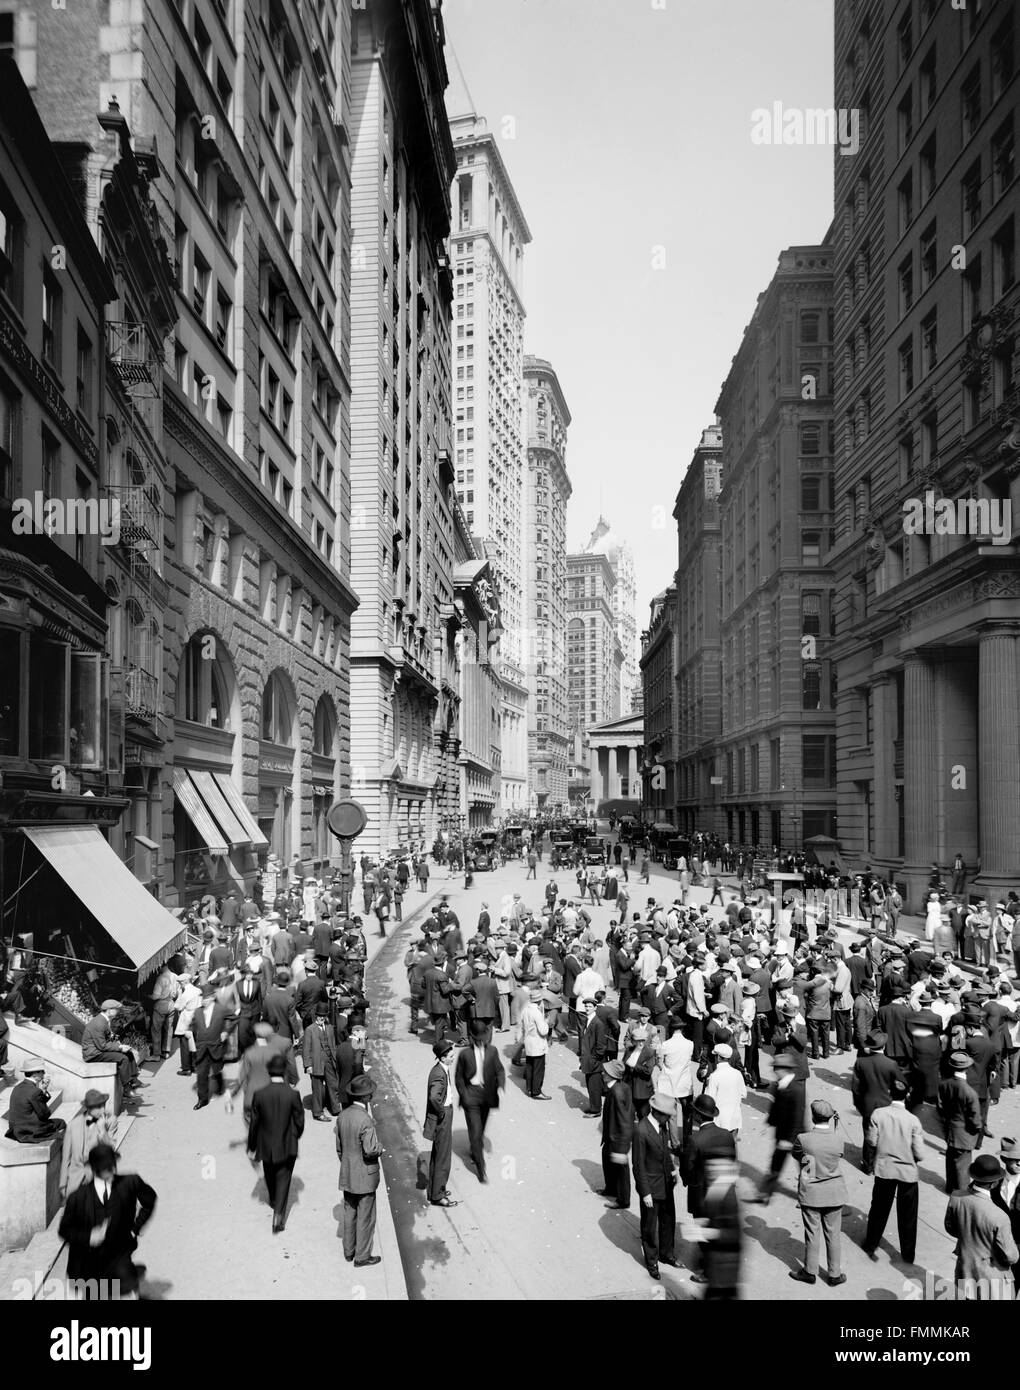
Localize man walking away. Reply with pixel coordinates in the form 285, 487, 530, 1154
938, 1051, 983, 1194
790, 1100, 848, 1287
863, 1077, 924, 1264
336, 1074, 382, 1266
599, 1059, 633, 1209
247, 1051, 305, 1232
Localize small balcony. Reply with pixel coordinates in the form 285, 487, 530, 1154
106, 321, 161, 395
124, 667, 160, 720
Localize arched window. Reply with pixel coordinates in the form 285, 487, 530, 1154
178, 631, 230, 728
313, 695, 336, 757
261, 671, 294, 745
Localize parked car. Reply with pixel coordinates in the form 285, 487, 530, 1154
585, 836, 607, 865
663, 837, 693, 872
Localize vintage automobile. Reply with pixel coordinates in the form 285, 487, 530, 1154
585, 836, 607, 865
471, 831, 500, 870
551, 837, 575, 868
616, 815, 639, 843
663, 836, 693, 872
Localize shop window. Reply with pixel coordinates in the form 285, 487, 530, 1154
70, 651, 103, 768
0, 626, 21, 756
28, 638, 68, 762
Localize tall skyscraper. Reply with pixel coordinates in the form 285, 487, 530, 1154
348, 0, 460, 858
448, 83, 531, 813
831, 0, 1020, 907
523, 355, 571, 813
567, 550, 621, 735
18, 0, 359, 903
582, 517, 638, 715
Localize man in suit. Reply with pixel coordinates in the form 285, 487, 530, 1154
81, 1001, 140, 1091
756, 1052, 807, 1203
946, 1153, 1019, 1298
302, 1001, 342, 1120
790, 1099, 849, 1286
962, 1009, 997, 1138
60, 1089, 117, 1198
232, 1022, 297, 1121
579, 997, 614, 1116
295, 964, 328, 1027
4, 1061, 66, 1142
247, 1051, 305, 1232
518, 986, 551, 1101
208, 931, 233, 976
263, 969, 302, 1043
852, 978, 879, 1052
599, 1058, 633, 1209
680, 1093, 737, 1224
57, 1143, 156, 1298
992, 1136, 1020, 1280
423, 957, 458, 1046
464, 960, 500, 1043
336, 1025, 367, 1107
632, 1091, 682, 1280
336, 1073, 382, 1266
863, 1077, 925, 1263
424, 1039, 458, 1208
235, 963, 264, 1052
937, 1050, 984, 1194
187, 982, 231, 1110
454, 1019, 505, 1182
851, 1031, 901, 1174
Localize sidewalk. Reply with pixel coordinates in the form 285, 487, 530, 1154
11, 881, 440, 1302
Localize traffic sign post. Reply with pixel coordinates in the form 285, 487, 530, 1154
326, 799, 368, 919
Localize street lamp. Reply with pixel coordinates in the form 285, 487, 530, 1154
326, 799, 368, 919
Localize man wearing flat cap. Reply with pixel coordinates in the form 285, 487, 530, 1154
945, 1154, 1019, 1297
937, 1051, 983, 1194
599, 1058, 633, 1209
790, 1100, 848, 1287
81, 1000, 140, 1093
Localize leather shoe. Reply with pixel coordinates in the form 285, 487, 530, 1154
646, 1265, 660, 1280
863, 1247, 879, 1262
272, 1220, 285, 1234
690, 1272, 708, 1284
193, 1101, 208, 1110
827, 1273, 847, 1286
533, 1092, 551, 1100
790, 1269, 816, 1284
177, 1070, 193, 1076
430, 1196, 458, 1207
354, 1255, 381, 1267
604, 1202, 628, 1210
660, 1256, 680, 1268
595, 1189, 611, 1197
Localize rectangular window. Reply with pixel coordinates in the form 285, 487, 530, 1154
992, 118, 1015, 201
921, 311, 938, 374
920, 136, 936, 203
801, 476, 822, 511
0, 184, 22, 308
993, 218, 1016, 300
961, 66, 981, 141
75, 327, 92, 415
991, 15, 1014, 100
899, 337, 915, 397
802, 734, 835, 788
70, 651, 102, 768
920, 45, 937, 115
0, 626, 20, 756
898, 172, 913, 235
29, 638, 68, 761
920, 222, 937, 287
962, 159, 982, 235
898, 254, 914, 315
801, 531, 821, 567
802, 593, 821, 635
897, 88, 913, 153
42, 269, 62, 368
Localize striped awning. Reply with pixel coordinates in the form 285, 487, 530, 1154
172, 768, 228, 855
212, 772, 269, 849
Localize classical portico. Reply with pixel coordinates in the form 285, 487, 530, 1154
586, 714, 643, 811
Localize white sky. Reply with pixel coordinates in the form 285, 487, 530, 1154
443, 0, 835, 619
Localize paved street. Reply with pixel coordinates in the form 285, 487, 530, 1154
367, 847, 1020, 1301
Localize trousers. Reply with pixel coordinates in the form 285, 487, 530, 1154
585, 1071, 604, 1114
638, 1189, 676, 1270
602, 1147, 631, 1206
865, 1177, 918, 1262
463, 1100, 491, 1177
945, 1146, 974, 1195
428, 1106, 453, 1200
524, 1054, 546, 1098
342, 1189, 377, 1262
801, 1204, 843, 1278
263, 1156, 296, 1224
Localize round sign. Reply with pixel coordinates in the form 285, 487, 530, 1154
326, 799, 368, 840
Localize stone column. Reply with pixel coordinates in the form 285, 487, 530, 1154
589, 745, 601, 804
870, 674, 898, 858
612, 747, 624, 800
628, 747, 639, 799
903, 652, 939, 876
978, 624, 1020, 879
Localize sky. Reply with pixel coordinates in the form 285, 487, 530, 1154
442, 0, 836, 619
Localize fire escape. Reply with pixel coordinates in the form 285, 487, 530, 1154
104, 320, 162, 724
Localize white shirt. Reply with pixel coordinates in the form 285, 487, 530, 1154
471, 1045, 486, 1085
573, 966, 605, 1000
707, 1064, 747, 1132
93, 1177, 112, 1205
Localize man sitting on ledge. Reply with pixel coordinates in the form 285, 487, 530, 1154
81, 1001, 141, 1093
4, 1060, 66, 1142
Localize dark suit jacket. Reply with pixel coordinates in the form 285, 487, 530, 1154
767, 1077, 807, 1143
624, 1041, 658, 1102
631, 1114, 678, 1201
965, 1032, 997, 1098
937, 1075, 983, 1149
312, 923, 333, 957
236, 976, 264, 1019
4, 1079, 59, 1141
579, 1015, 615, 1075
601, 1080, 634, 1153
643, 982, 678, 1025
992, 1177, 1020, 1254
680, 1121, 736, 1217
208, 944, 233, 974
852, 1052, 902, 1119
454, 1043, 505, 1108
878, 1001, 913, 1059
190, 1001, 232, 1060
263, 986, 301, 1042
301, 1020, 338, 1075
465, 975, 500, 1021
424, 1062, 452, 1141
335, 1041, 365, 1105
58, 1172, 157, 1281
295, 976, 327, 1024
423, 964, 453, 1016
247, 1079, 305, 1163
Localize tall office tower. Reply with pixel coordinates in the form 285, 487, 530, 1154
831, 1, 1019, 908
639, 584, 676, 824
567, 549, 621, 740
348, 0, 460, 859
523, 355, 571, 813
448, 89, 531, 814
20, 0, 359, 906
582, 517, 639, 715
716, 243, 837, 855
671, 424, 724, 837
